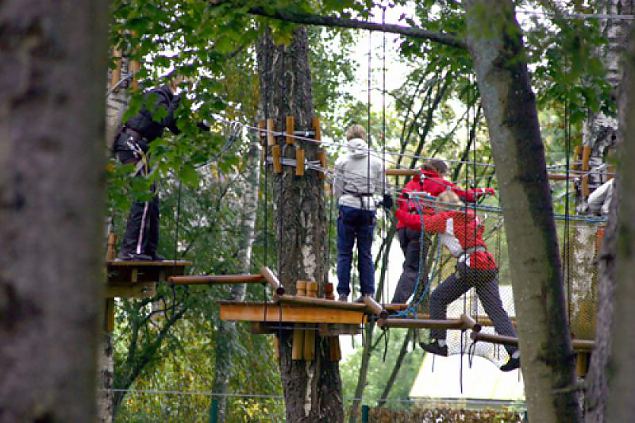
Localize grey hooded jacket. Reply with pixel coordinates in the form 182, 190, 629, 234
333, 137, 385, 210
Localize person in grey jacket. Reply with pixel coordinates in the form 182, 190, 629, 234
334, 124, 392, 302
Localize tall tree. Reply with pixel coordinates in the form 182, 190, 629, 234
0, 1, 108, 421
211, 137, 261, 422
256, 26, 343, 421
605, 21, 635, 421
584, 3, 634, 422
464, 1, 580, 421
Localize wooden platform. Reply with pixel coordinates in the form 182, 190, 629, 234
220, 301, 367, 325
106, 260, 191, 298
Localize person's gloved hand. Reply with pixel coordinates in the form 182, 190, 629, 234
380, 193, 393, 210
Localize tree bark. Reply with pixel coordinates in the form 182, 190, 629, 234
256, 26, 343, 422
0, 1, 108, 421
464, 1, 580, 421
584, 3, 635, 422
211, 138, 260, 422
604, 21, 635, 422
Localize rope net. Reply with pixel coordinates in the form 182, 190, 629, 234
400, 200, 603, 366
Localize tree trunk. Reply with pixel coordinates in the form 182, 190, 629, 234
584, 3, 635, 422
211, 138, 260, 421
256, 27, 343, 422
0, 1, 108, 421
604, 21, 635, 422
464, 1, 580, 421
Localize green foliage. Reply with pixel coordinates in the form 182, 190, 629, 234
340, 329, 421, 403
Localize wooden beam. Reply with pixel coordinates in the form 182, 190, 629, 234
168, 274, 265, 285
219, 301, 366, 325
378, 317, 466, 330
105, 299, 115, 332
362, 296, 388, 319
470, 332, 594, 352
277, 295, 367, 311
106, 260, 190, 284
260, 266, 285, 296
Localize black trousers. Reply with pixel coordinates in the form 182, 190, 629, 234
114, 132, 159, 257
430, 262, 517, 355
392, 228, 430, 303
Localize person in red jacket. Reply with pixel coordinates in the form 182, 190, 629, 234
391, 159, 494, 304
395, 190, 519, 372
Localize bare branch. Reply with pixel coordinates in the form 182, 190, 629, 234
247, 7, 466, 49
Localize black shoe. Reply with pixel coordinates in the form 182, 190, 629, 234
338, 295, 348, 302
500, 356, 520, 372
419, 340, 448, 357
150, 253, 166, 261
117, 252, 153, 261
354, 294, 370, 303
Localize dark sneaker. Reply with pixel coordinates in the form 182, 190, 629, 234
500, 356, 520, 372
150, 253, 166, 261
419, 340, 448, 357
117, 252, 153, 261
354, 294, 370, 303
338, 295, 348, 302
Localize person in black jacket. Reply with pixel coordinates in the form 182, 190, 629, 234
113, 76, 185, 261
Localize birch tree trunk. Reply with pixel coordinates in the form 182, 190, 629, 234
211, 138, 260, 421
464, 1, 580, 421
0, 1, 108, 421
97, 54, 133, 423
256, 26, 343, 422
603, 20, 635, 423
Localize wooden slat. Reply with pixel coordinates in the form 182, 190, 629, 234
386, 168, 419, 176
312, 116, 321, 142
295, 148, 305, 176
258, 120, 266, 146
169, 274, 265, 285
286, 116, 295, 145
266, 119, 275, 146
272, 145, 282, 173
110, 50, 122, 89
219, 301, 366, 325
581, 145, 592, 196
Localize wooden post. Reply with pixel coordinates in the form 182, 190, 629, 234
303, 281, 318, 360
324, 283, 342, 361
286, 116, 295, 145
129, 59, 141, 91
110, 49, 122, 89
258, 120, 266, 145
106, 232, 117, 261
295, 148, 305, 176
292, 281, 307, 360
581, 145, 592, 197
266, 118, 275, 146
317, 150, 327, 180
311, 116, 321, 142
272, 145, 282, 174
576, 352, 590, 378
105, 298, 115, 332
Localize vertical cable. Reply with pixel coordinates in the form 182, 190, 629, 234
381, 5, 388, 305
564, 96, 572, 324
